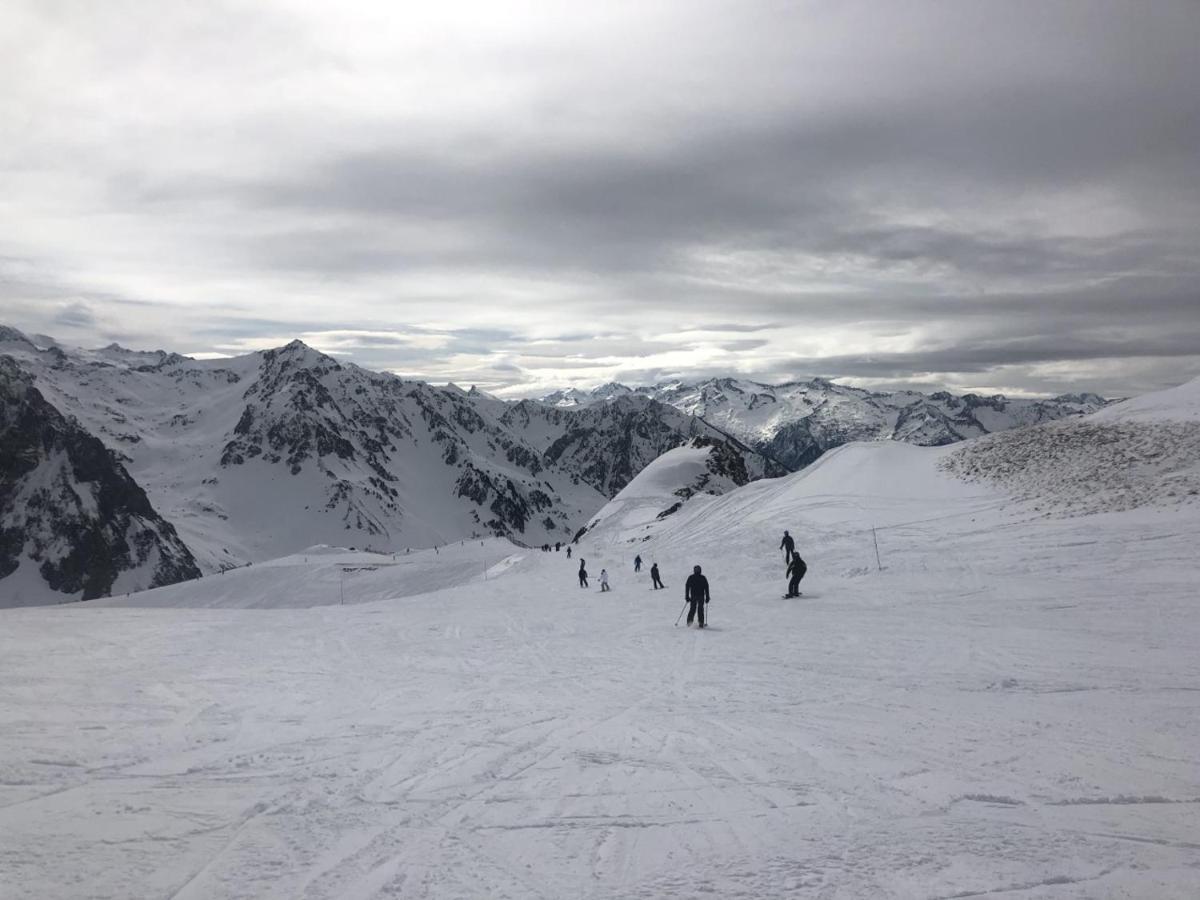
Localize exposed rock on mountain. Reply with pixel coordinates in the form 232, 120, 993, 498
0, 357, 200, 604
542, 375, 1109, 469
504, 394, 786, 497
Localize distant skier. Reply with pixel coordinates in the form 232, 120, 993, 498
578, 559, 588, 588
555, 542, 561, 552
786, 549, 807, 598
650, 562, 665, 590
780, 530, 795, 560
684, 565, 710, 628
566, 546, 572, 559
634, 554, 642, 573
600, 568, 610, 592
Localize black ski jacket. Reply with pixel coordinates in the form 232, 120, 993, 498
780, 534, 795, 552
685, 573, 710, 603
787, 555, 806, 576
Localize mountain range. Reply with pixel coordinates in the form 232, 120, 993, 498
0, 325, 1108, 603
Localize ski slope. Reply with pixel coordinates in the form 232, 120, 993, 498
2, 415, 1199, 897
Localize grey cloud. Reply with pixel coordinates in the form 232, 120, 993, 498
2, 0, 1198, 397
53, 301, 97, 329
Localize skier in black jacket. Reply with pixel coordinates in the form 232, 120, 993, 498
786, 549, 807, 597
684, 565, 710, 628
650, 562, 664, 590
578, 559, 588, 588
780, 530, 795, 558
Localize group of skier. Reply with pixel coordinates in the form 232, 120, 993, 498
570, 529, 806, 628
780, 530, 807, 598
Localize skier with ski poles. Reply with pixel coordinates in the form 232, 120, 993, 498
684, 565, 710, 628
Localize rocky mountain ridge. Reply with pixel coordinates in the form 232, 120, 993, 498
0, 357, 200, 604
541, 376, 1110, 469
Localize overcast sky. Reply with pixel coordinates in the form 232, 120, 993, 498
2, 1, 1198, 398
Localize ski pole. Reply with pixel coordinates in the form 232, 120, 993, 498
674, 601, 688, 626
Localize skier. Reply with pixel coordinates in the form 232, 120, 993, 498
684, 565, 710, 628
566, 546, 572, 559
578, 559, 588, 588
634, 554, 642, 573
650, 562, 665, 590
780, 530, 795, 559
786, 549, 807, 597
600, 568, 610, 592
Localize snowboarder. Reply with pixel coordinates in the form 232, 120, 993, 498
786, 549, 807, 597
780, 530, 795, 559
685, 565, 710, 628
600, 568, 610, 592
578, 559, 588, 588
650, 562, 664, 589
634, 554, 642, 573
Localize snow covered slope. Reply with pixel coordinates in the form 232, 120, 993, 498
940, 376, 1200, 517
0, 357, 200, 606
1088, 373, 1200, 423
89, 539, 524, 610
3, 411, 1197, 897
572, 436, 760, 542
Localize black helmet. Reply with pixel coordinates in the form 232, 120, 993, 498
693, 565, 702, 573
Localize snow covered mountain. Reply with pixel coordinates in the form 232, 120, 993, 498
498, 394, 787, 497
572, 435, 771, 543
0, 327, 781, 602
542, 376, 1109, 469
4, 373, 1196, 898
0, 356, 200, 605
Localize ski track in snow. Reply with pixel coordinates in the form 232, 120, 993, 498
2, 445, 1200, 898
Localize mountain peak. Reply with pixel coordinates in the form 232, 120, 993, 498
0, 325, 34, 347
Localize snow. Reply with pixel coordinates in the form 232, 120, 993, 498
3, 411, 1199, 898
1090, 375, 1200, 423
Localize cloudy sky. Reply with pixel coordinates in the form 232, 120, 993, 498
2, 1, 1197, 398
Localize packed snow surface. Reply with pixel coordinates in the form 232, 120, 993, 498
2, 437, 1199, 898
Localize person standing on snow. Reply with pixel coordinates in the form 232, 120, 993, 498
780, 530, 795, 560
578, 558, 588, 588
684, 565, 710, 628
634, 554, 642, 573
650, 562, 665, 590
786, 549, 807, 597
600, 568, 610, 592
566, 546, 572, 559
